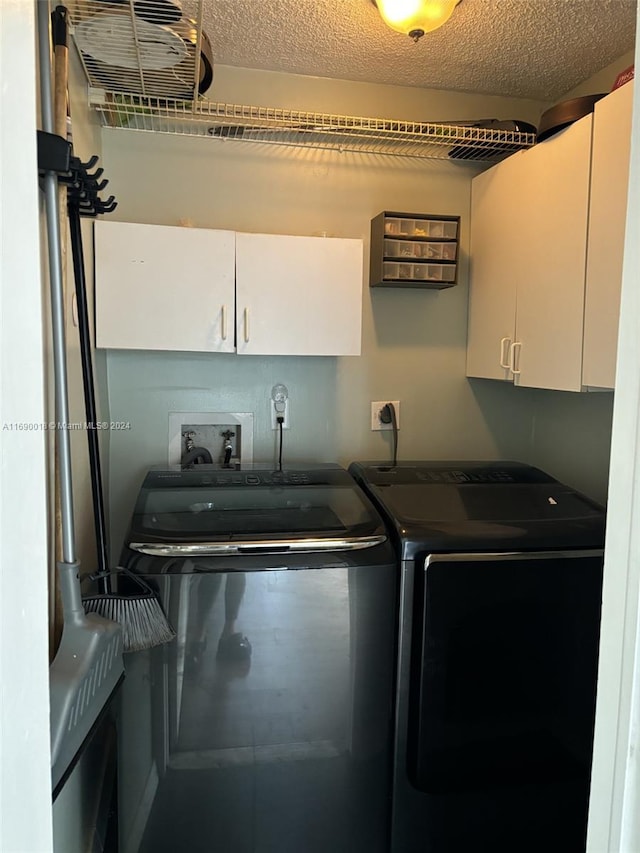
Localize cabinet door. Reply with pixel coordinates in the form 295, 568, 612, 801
235, 233, 363, 356
95, 221, 235, 352
513, 115, 592, 391
467, 150, 528, 381
583, 83, 633, 389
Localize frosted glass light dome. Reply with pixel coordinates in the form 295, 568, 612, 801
375, 0, 460, 41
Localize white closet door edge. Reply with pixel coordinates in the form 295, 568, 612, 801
586, 47, 640, 853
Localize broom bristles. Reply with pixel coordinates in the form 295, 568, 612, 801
83, 594, 176, 653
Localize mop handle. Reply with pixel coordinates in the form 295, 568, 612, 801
37, 1, 76, 567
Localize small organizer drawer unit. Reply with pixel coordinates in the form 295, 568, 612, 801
383, 218, 458, 240
383, 263, 457, 284
370, 211, 460, 289
383, 239, 458, 262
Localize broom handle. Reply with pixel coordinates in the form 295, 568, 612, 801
38, 0, 77, 567
68, 206, 111, 588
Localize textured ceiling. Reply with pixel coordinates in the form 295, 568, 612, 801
201, 0, 636, 100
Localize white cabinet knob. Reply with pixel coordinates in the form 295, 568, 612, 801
499, 337, 512, 369
221, 304, 228, 340
243, 307, 250, 343
510, 341, 522, 375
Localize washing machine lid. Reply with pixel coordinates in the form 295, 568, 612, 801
348, 461, 606, 555
127, 464, 388, 555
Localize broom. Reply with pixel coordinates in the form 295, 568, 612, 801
63, 120, 175, 653
83, 568, 176, 653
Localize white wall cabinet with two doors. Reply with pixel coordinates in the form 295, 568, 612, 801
466, 82, 633, 392
94, 221, 363, 357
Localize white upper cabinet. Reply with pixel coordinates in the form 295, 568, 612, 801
235, 233, 363, 356
95, 222, 363, 357
467, 83, 633, 392
467, 148, 528, 382
583, 82, 634, 389
95, 221, 235, 353
467, 115, 592, 391
512, 116, 591, 392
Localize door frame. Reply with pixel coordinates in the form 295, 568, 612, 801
586, 15, 640, 852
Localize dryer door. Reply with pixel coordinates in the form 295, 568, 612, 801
409, 550, 603, 794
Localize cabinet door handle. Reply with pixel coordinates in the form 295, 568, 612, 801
510, 341, 522, 376
243, 307, 250, 343
221, 304, 228, 340
499, 337, 512, 369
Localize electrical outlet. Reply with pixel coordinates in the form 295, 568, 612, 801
271, 383, 290, 430
371, 401, 400, 431
271, 398, 290, 429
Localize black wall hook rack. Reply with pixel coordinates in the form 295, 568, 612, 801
37, 130, 118, 217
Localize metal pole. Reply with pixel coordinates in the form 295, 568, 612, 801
37, 0, 76, 566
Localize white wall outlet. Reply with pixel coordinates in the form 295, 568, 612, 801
271, 398, 290, 430
371, 401, 400, 431
271, 383, 290, 430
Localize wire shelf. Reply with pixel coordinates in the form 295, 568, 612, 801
68, 0, 536, 162
89, 91, 537, 161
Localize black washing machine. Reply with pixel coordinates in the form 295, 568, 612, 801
116, 464, 398, 853
348, 460, 606, 853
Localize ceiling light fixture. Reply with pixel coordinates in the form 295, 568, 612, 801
373, 0, 461, 42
